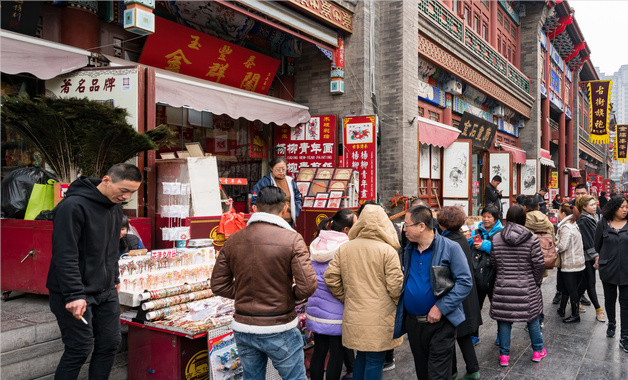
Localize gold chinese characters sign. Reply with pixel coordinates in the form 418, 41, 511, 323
139, 17, 280, 94
457, 112, 498, 150
587, 80, 612, 144
615, 124, 628, 163
287, 0, 353, 33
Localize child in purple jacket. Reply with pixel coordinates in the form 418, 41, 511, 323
307, 209, 357, 380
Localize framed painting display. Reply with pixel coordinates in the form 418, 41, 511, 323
309, 179, 329, 196
315, 167, 334, 180
333, 168, 353, 180
296, 182, 311, 197
303, 197, 315, 207
297, 168, 316, 182
442, 141, 471, 198
512, 164, 518, 196
419, 144, 430, 179
431, 145, 441, 180
314, 193, 328, 208
442, 198, 470, 216
328, 180, 348, 191
185, 142, 205, 157
489, 152, 511, 197
522, 159, 537, 195
329, 190, 344, 199
159, 152, 176, 159
176, 150, 190, 158
327, 198, 342, 209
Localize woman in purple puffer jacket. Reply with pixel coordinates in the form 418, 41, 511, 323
307, 208, 357, 380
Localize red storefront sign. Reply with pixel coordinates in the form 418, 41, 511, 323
140, 17, 280, 94
603, 179, 612, 194
273, 115, 337, 177
343, 116, 377, 203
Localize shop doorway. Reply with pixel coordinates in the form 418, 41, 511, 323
471, 149, 484, 216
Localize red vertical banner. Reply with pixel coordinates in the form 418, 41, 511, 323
273, 115, 337, 177
343, 116, 377, 203
249, 120, 266, 159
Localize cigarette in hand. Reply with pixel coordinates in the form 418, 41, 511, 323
80, 316, 88, 325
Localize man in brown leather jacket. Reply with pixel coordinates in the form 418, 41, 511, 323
211, 186, 317, 379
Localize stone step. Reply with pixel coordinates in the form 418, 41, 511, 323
1, 320, 61, 353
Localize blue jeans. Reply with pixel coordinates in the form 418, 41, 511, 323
234, 327, 306, 380
353, 350, 387, 380
497, 317, 543, 356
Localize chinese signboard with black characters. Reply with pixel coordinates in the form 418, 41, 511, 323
139, 17, 280, 95
274, 115, 337, 177
1, 1, 41, 36
343, 116, 377, 203
587, 80, 612, 144
615, 124, 628, 163
457, 112, 498, 150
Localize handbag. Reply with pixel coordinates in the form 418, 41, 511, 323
472, 247, 495, 292
534, 230, 558, 269
24, 179, 55, 220
431, 265, 454, 297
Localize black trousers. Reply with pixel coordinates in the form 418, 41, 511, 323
473, 286, 492, 336
602, 282, 628, 338
559, 270, 586, 316
451, 334, 479, 375
406, 314, 456, 380
310, 333, 353, 380
49, 288, 121, 380
583, 260, 602, 309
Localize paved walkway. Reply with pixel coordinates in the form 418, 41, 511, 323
383, 269, 628, 380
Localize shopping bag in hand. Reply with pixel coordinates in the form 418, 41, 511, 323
24, 179, 56, 220
217, 209, 246, 238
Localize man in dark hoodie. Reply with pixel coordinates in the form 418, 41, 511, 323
47, 163, 142, 380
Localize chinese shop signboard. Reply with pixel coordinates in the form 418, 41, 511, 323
457, 112, 498, 150
587, 80, 612, 144
343, 116, 377, 203
615, 124, 628, 163
140, 17, 280, 94
274, 115, 337, 177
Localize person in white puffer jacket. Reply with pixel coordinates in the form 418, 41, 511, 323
556, 203, 586, 323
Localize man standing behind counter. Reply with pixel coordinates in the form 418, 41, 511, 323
46, 163, 142, 380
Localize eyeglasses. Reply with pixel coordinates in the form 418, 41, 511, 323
403, 221, 424, 229
273, 167, 287, 173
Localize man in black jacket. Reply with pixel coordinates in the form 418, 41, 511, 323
47, 163, 142, 380
535, 187, 548, 214
484, 176, 503, 214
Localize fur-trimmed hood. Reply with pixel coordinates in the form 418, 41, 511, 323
310, 230, 349, 263
247, 211, 295, 231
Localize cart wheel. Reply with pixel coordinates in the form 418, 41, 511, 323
1, 291, 11, 301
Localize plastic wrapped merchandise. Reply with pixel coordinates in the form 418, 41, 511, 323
1, 166, 57, 218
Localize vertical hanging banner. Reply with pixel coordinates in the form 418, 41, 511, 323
587, 80, 612, 144
273, 115, 337, 177
615, 124, 628, 163
343, 116, 378, 203
139, 17, 280, 94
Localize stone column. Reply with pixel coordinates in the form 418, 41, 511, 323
566, 118, 574, 168
558, 112, 566, 194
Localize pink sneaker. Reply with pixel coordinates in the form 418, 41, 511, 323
532, 348, 547, 362
499, 355, 509, 367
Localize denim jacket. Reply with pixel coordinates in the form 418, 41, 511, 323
393, 232, 473, 338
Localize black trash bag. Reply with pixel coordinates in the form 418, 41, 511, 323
1, 166, 57, 219
35, 209, 56, 221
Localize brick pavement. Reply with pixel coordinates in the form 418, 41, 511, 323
383, 269, 628, 379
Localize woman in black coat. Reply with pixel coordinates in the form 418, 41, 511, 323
595, 196, 628, 350
438, 206, 481, 380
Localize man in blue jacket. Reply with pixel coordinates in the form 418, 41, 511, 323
393, 205, 472, 380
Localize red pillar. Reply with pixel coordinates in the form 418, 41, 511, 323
542, 97, 550, 151
60, 6, 99, 51
566, 118, 574, 168
490, 1, 498, 47
558, 112, 566, 195
278, 75, 295, 102
443, 107, 452, 126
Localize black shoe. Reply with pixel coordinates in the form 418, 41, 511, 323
557, 308, 565, 317
620, 337, 628, 353
563, 315, 581, 323
580, 295, 591, 306
552, 292, 561, 304
607, 323, 616, 338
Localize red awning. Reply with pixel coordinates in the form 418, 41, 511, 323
500, 143, 527, 165
1, 30, 90, 80
417, 116, 460, 148
566, 168, 581, 178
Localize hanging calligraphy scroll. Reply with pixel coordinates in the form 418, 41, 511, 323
587, 80, 612, 144
615, 124, 628, 163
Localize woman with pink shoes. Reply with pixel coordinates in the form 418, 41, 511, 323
489, 205, 547, 367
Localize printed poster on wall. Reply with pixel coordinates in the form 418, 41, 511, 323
443, 141, 470, 198
419, 144, 430, 178
274, 115, 337, 177
489, 153, 511, 197
343, 116, 377, 203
